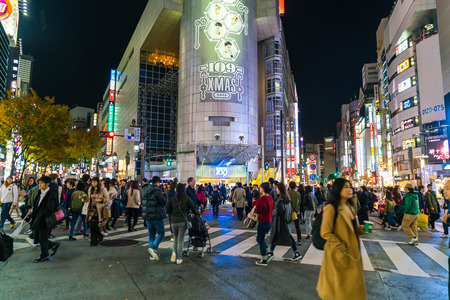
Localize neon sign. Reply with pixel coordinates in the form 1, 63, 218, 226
195, 0, 248, 103
107, 69, 117, 155
215, 167, 228, 177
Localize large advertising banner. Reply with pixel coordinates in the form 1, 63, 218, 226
195, 0, 249, 103
416, 35, 446, 124
427, 135, 449, 164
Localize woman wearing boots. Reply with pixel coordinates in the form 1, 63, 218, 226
86, 177, 109, 246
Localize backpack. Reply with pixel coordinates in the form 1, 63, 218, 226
312, 204, 338, 250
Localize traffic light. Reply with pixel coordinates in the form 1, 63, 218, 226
99, 131, 115, 138
264, 161, 269, 170
166, 157, 172, 166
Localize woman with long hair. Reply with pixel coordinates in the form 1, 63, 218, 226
266, 182, 302, 263
166, 183, 196, 264
317, 178, 367, 300
126, 180, 141, 232
86, 177, 109, 246
0, 176, 18, 230
101, 178, 117, 233
384, 191, 400, 230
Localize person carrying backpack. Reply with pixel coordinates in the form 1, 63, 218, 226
317, 178, 368, 300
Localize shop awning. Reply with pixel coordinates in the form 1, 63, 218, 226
197, 143, 261, 166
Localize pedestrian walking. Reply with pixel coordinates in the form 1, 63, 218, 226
317, 178, 367, 300
62, 179, 75, 232
267, 182, 302, 263
254, 182, 274, 266
425, 183, 440, 232
384, 191, 401, 231
245, 186, 253, 217
211, 186, 221, 219
442, 195, 449, 238
320, 182, 328, 204
304, 186, 317, 239
69, 181, 88, 240
401, 183, 420, 245
142, 176, 167, 261
86, 177, 109, 247
186, 177, 200, 212
27, 176, 61, 263
196, 185, 207, 213
357, 186, 370, 225
126, 181, 141, 232
298, 184, 306, 223
0, 176, 18, 231
166, 183, 196, 264
288, 181, 302, 245
110, 179, 121, 230
232, 182, 246, 220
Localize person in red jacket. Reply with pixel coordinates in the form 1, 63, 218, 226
196, 185, 207, 214
254, 182, 274, 266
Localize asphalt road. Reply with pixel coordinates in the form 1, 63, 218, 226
0, 204, 448, 300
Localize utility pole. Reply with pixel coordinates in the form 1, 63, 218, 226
261, 126, 264, 184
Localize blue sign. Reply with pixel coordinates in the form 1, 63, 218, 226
430, 179, 435, 183
301, 163, 307, 168
309, 174, 317, 181
443, 163, 450, 171
215, 167, 228, 177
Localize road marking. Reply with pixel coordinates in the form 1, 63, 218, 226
220, 236, 258, 256
209, 229, 247, 247
300, 243, 323, 266
415, 243, 449, 271
360, 241, 374, 271
140, 227, 222, 248
14, 242, 31, 250
379, 241, 429, 277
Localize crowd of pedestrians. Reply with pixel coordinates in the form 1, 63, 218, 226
1, 172, 450, 299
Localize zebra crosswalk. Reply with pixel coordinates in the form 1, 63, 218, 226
6, 215, 450, 278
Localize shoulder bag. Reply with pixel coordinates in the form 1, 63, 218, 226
177, 201, 192, 230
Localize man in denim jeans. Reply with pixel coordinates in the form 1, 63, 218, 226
142, 176, 167, 260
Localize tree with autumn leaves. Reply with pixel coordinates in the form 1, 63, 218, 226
0, 91, 102, 179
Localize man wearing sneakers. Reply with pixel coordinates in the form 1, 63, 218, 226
142, 176, 167, 260
425, 184, 440, 233
401, 183, 420, 245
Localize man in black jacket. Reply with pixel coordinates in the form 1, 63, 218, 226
142, 176, 167, 260
27, 176, 60, 263
358, 186, 370, 225
187, 177, 200, 211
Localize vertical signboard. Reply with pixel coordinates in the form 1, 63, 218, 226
195, 0, 248, 103
0, 0, 19, 45
107, 69, 116, 155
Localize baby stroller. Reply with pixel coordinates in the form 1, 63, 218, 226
183, 212, 212, 258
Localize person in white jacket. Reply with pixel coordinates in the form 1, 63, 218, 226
0, 176, 19, 230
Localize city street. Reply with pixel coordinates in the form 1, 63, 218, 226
1, 204, 448, 300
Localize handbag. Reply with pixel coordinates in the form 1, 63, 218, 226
102, 206, 111, 219
0, 231, 14, 262
244, 206, 258, 229
291, 210, 298, 222
45, 205, 68, 228
417, 212, 429, 228
178, 203, 192, 230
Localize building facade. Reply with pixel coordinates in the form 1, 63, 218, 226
0, 23, 9, 99
98, 0, 299, 183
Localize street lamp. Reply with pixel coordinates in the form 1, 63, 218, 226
112, 152, 118, 179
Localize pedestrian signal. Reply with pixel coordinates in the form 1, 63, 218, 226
264, 161, 269, 170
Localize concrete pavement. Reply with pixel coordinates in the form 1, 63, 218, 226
0, 204, 448, 299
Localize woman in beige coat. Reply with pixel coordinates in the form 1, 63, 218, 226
317, 178, 367, 300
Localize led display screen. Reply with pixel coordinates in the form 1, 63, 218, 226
427, 136, 450, 164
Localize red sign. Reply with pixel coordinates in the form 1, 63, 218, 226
0, 0, 12, 21
310, 164, 317, 171
309, 154, 316, 161
109, 90, 115, 102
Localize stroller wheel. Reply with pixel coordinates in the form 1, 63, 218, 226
198, 252, 205, 258
206, 247, 212, 253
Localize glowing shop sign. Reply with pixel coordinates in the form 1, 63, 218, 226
398, 78, 412, 93
397, 59, 410, 74
395, 39, 408, 56
215, 167, 228, 177
195, 0, 248, 103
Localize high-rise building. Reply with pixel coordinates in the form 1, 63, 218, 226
17, 54, 33, 95
99, 0, 300, 183
69, 106, 95, 130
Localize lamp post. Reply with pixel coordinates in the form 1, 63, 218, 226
112, 152, 118, 179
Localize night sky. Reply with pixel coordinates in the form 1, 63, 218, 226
20, 0, 394, 143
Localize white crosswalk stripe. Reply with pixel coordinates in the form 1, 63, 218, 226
6, 212, 449, 278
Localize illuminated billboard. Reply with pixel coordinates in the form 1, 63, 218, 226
195, 0, 248, 103
427, 136, 450, 164
0, 0, 19, 44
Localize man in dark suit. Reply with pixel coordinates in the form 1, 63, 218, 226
27, 176, 61, 263
186, 177, 200, 211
